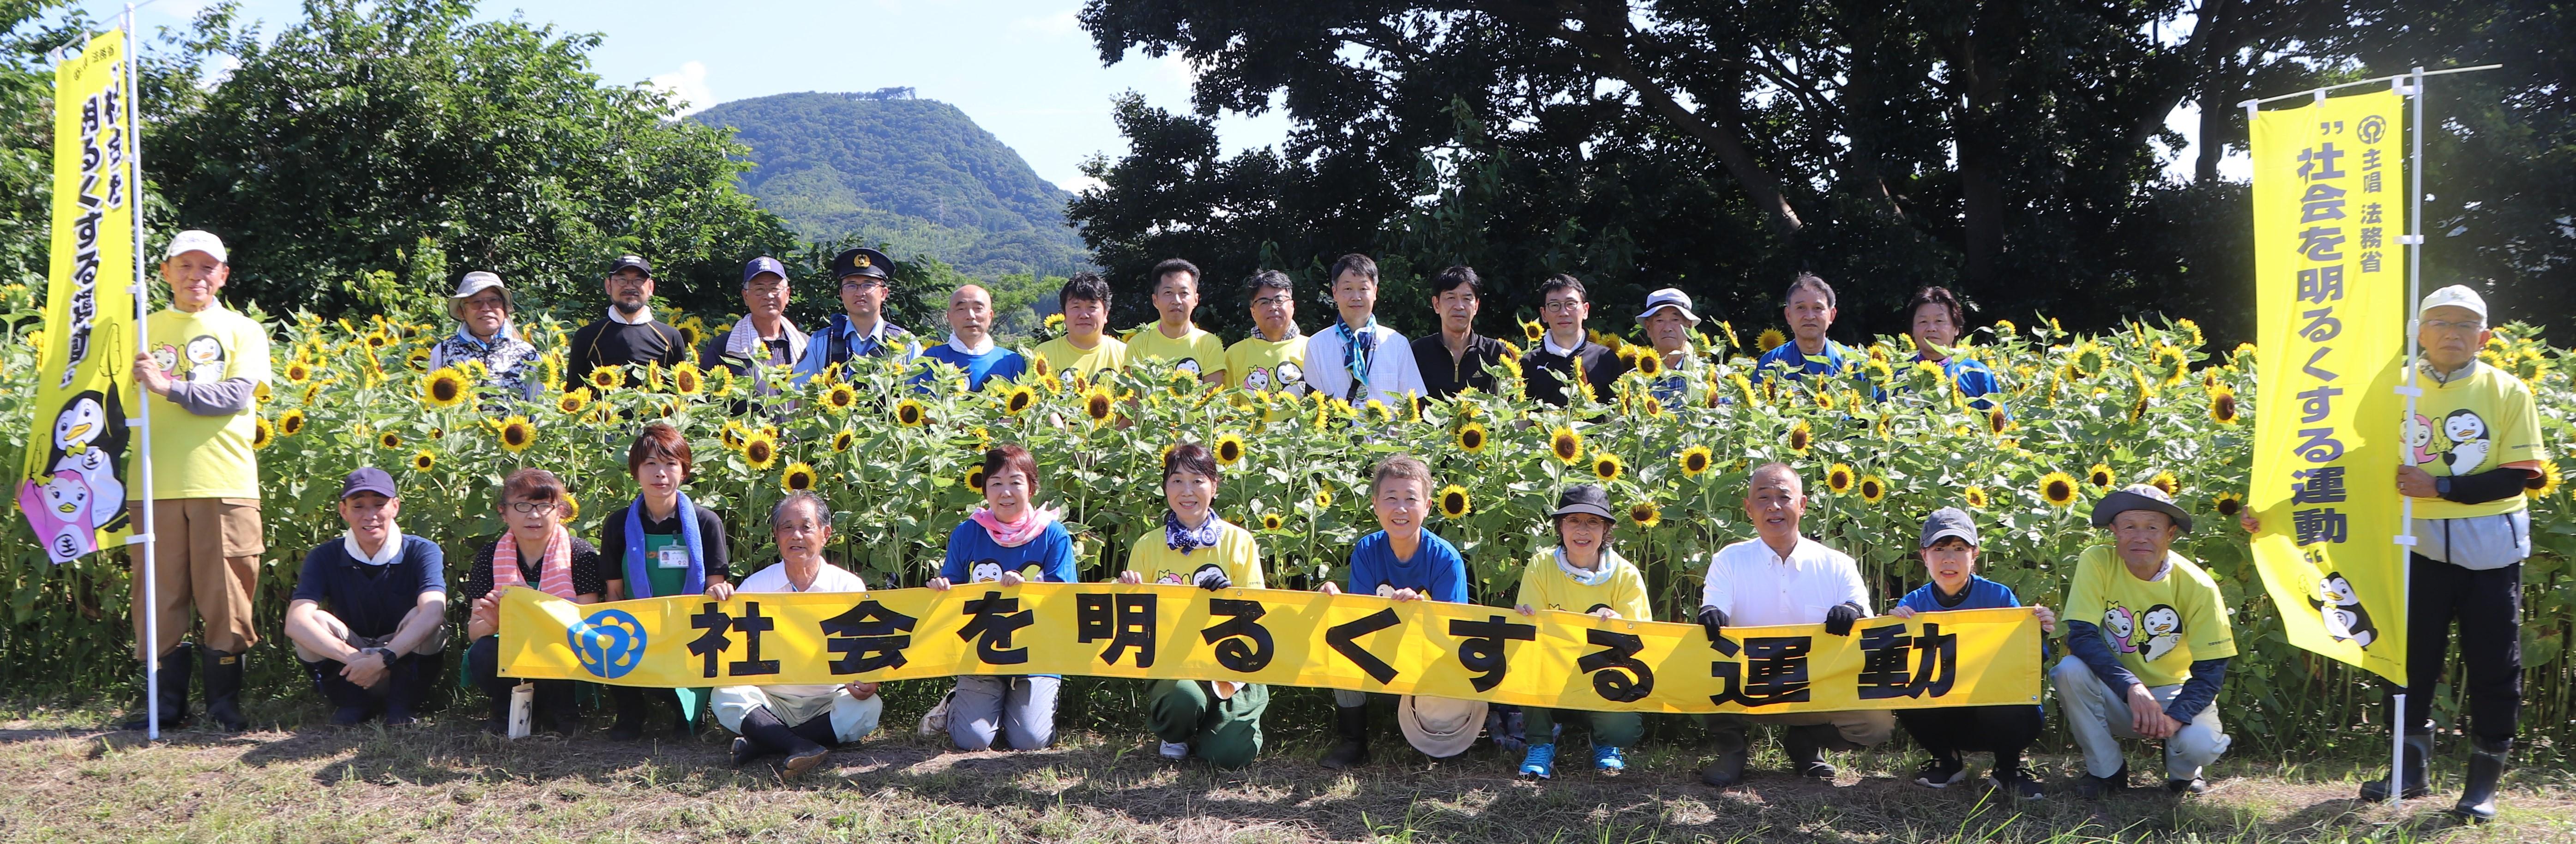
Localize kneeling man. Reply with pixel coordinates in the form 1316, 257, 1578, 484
2054, 483, 2237, 796
283, 468, 447, 726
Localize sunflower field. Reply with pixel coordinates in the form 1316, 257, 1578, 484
2, 278, 2572, 748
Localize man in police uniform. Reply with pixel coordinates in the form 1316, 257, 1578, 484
793, 247, 915, 385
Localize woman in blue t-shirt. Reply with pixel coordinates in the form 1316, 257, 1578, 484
922, 445, 1077, 752
1887, 507, 2056, 799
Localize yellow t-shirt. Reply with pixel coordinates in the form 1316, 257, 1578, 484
2407, 362, 2549, 519
130, 304, 272, 500
1514, 549, 1653, 619
2062, 545, 2237, 686
1032, 334, 1128, 385
1223, 335, 1308, 394
1124, 323, 1229, 381
1125, 518, 1264, 589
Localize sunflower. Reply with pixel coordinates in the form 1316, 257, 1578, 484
742, 434, 779, 470
1591, 452, 1624, 482
377, 430, 402, 450
822, 382, 860, 415
1438, 484, 1472, 519
251, 416, 274, 449
1674, 446, 1714, 479
671, 363, 704, 395
1862, 357, 1895, 386
2150, 344, 2189, 386
410, 449, 436, 473
2214, 491, 2245, 517
1366, 398, 1396, 423
1826, 463, 1857, 494
1522, 320, 1545, 343
253, 381, 272, 404
721, 420, 746, 451
1260, 513, 1284, 531
2070, 342, 2109, 379
1786, 419, 1813, 454
1044, 312, 1067, 334
1986, 406, 2013, 436
893, 398, 927, 427
556, 388, 591, 416
1814, 389, 1839, 411
1628, 500, 1661, 529
362, 330, 393, 350
677, 319, 706, 349
1729, 372, 1758, 405
1755, 327, 1788, 351
496, 416, 536, 453
1083, 386, 1115, 424
404, 347, 430, 372
1964, 485, 1991, 509
2086, 463, 2115, 489
1314, 488, 1334, 509
420, 367, 470, 408
277, 409, 307, 437
2531, 460, 2563, 499
1549, 426, 1584, 464
1634, 352, 1663, 379
1002, 385, 1037, 416
2207, 384, 2239, 424
1456, 422, 1490, 454
561, 492, 581, 521
1214, 434, 1247, 466
2149, 471, 2180, 497
1858, 475, 1887, 504
781, 461, 818, 493
588, 366, 622, 391
283, 360, 313, 384
819, 428, 851, 453
962, 462, 987, 493
2039, 471, 2080, 507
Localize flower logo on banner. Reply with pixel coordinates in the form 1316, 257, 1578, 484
569, 608, 649, 680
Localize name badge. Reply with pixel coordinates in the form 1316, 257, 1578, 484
658, 548, 689, 569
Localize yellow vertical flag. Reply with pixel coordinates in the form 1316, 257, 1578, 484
16, 30, 138, 565
2246, 90, 2409, 684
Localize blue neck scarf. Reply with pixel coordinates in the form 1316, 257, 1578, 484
1334, 316, 1378, 400
621, 491, 706, 598
1164, 510, 1222, 555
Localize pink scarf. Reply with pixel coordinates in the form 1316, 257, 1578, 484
971, 506, 1061, 549
491, 525, 577, 599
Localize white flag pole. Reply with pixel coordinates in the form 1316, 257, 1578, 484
2388, 64, 2430, 796
120, 3, 160, 742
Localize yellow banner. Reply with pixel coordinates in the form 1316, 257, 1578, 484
16, 30, 138, 565
499, 584, 2043, 714
2246, 90, 2409, 683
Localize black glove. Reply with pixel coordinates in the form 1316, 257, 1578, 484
1824, 602, 1865, 637
1191, 565, 1232, 592
1697, 604, 1729, 644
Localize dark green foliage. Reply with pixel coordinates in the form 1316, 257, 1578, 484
693, 93, 1091, 284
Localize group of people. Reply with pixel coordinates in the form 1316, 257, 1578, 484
115, 231, 2544, 820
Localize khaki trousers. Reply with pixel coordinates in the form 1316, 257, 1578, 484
127, 498, 265, 659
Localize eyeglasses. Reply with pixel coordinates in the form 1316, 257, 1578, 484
608, 277, 651, 288
502, 500, 563, 515
2422, 319, 2485, 333
461, 297, 509, 312
841, 280, 886, 292
1541, 299, 1585, 314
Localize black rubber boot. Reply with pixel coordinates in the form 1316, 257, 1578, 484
2453, 736, 2508, 822
122, 644, 194, 731
1318, 704, 1371, 770
200, 648, 248, 732
737, 707, 829, 779
1700, 721, 1749, 788
1784, 724, 1842, 778
2359, 733, 2431, 802
608, 687, 646, 741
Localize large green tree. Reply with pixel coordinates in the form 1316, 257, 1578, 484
153, 0, 795, 318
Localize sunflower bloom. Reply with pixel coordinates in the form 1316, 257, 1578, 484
781, 462, 818, 493
1003, 385, 1037, 416
251, 417, 275, 449
2070, 342, 2109, 379
2528, 460, 2561, 498
2215, 491, 2245, 517
2086, 463, 2116, 489
588, 366, 622, 391
1628, 500, 1661, 528
2207, 384, 2239, 424
831, 429, 855, 452
1679, 446, 1714, 478
420, 367, 470, 408
557, 388, 591, 416
1549, 426, 1583, 464
1260, 513, 1284, 531
964, 463, 987, 493
1591, 452, 1623, 482
410, 449, 436, 472
1858, 475, 1887, 504
1826, 463, 1857, 494
2149, 471, 2179, 497
1314, 488, 1334, 509
1438, 484, 1472, 519
278, 409, 307, 437
495, 416, 537, 453
671, 363, 704, 395
2039, 472, 2080, 507
1786, 419, 1813, 454
823, 383, 860, 415
1083, 386, 1115, 425
893, 398, 927, 427
283, 361, 312, 384
1214, 434, 1247, 466
1456, 422, 1490, 454
742, 434, 779, 470
1755, 328, 1787, 351
378, 431, 402, 450
1964, 486, 1990, 509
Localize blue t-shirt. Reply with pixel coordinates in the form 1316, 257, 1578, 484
1896, 573, 2051, 669
1343, 530, 1469, 603
940, 520, 1078, 585
290, 535, 446, 640
1752, 339, 1858, 384
914, 344, 1028, 392
1915, 353, 2003, 411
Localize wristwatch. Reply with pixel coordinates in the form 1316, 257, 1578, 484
2435, 476, 2454, 498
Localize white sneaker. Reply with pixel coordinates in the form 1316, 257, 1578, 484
918, 691, 953, 736
1160, 741, 1190, 761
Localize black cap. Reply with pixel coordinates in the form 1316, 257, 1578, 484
607, 254, 654, 277
2090, 483, 2194, 533
831, 247, 893, 282
1549, 484, 1616, 521
339, 467, 398, 500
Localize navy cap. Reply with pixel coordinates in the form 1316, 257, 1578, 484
1549, 484, 1616, 521
1918, 507, 1979, 548
831, 247, 893, 282
607, 254, 654, 277
339, 467, 398, 500
742, 256, 788, 285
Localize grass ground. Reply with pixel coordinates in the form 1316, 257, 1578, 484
0, 697, 2568, 844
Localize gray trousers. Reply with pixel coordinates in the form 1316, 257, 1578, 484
2051, 656, 2231, 779
949, 675, 1059, 751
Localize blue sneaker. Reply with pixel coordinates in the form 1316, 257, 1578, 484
1519, 742, 1557, 779
1593, 745, 1626, 773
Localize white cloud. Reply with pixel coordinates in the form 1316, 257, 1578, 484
650, 60, 714, 118
1059, 175, 1107, 195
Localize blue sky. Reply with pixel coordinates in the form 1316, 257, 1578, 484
96, 0, 1294, 193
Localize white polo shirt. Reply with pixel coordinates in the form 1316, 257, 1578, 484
1699, 536, 1872, 628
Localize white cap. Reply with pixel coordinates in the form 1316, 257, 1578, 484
1395, 694, 1488, 759
163, 230, 227, 264
1634, 288, 1701, 324
2418, 284, 2487, 320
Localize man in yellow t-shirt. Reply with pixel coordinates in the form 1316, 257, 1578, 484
1124, 258, 1228, 385
2053, 484, 2236, 797
1029, 271, 1126, 386
1119, 443, 1266, 768
1507, 484, 1650, 779
121, 230, 272, 733
1222, 271, 1307, 395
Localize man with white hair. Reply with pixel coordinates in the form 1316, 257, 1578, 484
698, 256, 809, 407
123, 229, 272, 732
710, 491, 884, 779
